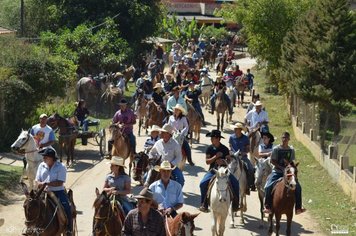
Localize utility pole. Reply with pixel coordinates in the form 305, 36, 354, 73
20, 0, 24, 36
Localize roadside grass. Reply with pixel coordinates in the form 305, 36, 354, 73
255, 70, 356, 235
0, 164, 22, 197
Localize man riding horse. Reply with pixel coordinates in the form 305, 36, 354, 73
209, 73, 233, 116
245, 100, 269, 134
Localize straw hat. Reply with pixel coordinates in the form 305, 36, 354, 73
159, 124, 174, 135
154, 160, 176, 172
254, 101, 263, 106
114, 72, 123, 78
148, 125, 161, 133
230, 122, 247, 132
108, 156, 126, 168
153, 83, 162, 89
134, 188, 154, 200
173, 104, 186, 115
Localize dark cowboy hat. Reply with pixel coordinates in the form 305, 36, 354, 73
134, 188, 154, 200
206, 130, 225, 139
118, 99, 128, 105
38, 147, 57, 160
262, 132, 275, 143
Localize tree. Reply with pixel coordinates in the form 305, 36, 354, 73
279, 0, 356, 140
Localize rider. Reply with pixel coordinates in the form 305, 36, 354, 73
263, 132, 306, 215
31, 114, 56, 149
152, 83, 166, 108
143, 125, 161, 153
209, 73, 233, 116
229, 123, 256, 192
168, 104, 194, 166
246, 94, 260, 114
149, 161, 184, 218
74, 99, 90, 132
245, 68, 254, 91
109, 99, 137, 157
163, 73, 177, 94
166, 86, 187, 116
103, 156, 134, 216
245, 100, 269, 133
185, 81, 206, 126
36, 147, 73, 236
148, 124, 184, 187
199, 130, 240, 213
258, 132, 275, 159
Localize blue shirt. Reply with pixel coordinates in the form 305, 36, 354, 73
35, 161, 66, 191
229, 133, 250, 155
149, 179, 184, 209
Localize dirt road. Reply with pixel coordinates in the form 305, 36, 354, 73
0, 57, 325, 235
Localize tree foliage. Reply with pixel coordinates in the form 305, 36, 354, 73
201, 25, 229, 42
279, 0, 356, 135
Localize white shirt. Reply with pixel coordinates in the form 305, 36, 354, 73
149, 179, 184, 209
31, 124, 55, 146
149, 138, 182, 166
245, 109, 269, 129
168, 115, 189, 137
35, 161, 66, 191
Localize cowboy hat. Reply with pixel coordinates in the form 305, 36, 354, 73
159, 124, 174, 135
148, 125, 161, 133
143, 75, 150, 80
262, 132, 275, 143
114, 72, 123, 78
39, 113, 48, 119
206, 130, 225, 139
108, 156, 126, 168
38, 147, 57, 160
173, 104, 186, 115
153, 83, 162, 89
254, 101, 263, 106
134, 187, 154, 200
154, 160, 176, 172
230, 122, 247, 132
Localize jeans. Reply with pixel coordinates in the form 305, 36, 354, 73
172, 167, 185, 187
127, 132, 136, 153
241, 155, 255, 187
182, 139, 192, 164
210, 93, 233, 115
192, 102, 205, 122
53, 190, 72, 232
199, 170, 239, 207
264, 170, 302, 210
118, 198, 135, 216
79, 119, 89, 132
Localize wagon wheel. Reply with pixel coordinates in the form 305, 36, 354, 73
99, 128, 106, 157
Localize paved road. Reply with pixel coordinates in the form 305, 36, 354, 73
0, 57, 325, 235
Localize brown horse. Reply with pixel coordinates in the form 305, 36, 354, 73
122, 65, 135, 90
135, 89, 148, 136
76, 76, 108, 108
93, 188, 123, 236
100, 84, 123, 116
186, 102, 202, 145
235, 76, 246, 106
132, 151, 149, 185
268, 162, 299, 236
109, 123, 134, 176
47, 113, 78, 166
152, 72, 163, 89
165, 212, 199, 236
215, 90, 229, 131
145, 100, 167, 129
21, 182, 76, 236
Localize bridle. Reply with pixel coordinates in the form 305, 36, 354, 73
165, 215, 190, 236
15, 133, 38, 154
93, 196, 116, 236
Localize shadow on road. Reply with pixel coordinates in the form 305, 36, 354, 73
183, 191, 201, 208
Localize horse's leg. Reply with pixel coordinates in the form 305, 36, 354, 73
216, 113, 220, 131
219, 214, 227, 236
221, 113, 224, 131
230, 202, 235, 228
275, 213, 281, 236
258, 190, 265, 228
138, 118, 141, 136
286, 214, 292, 236
211, 212, 217, 236
268, 213, 274, 235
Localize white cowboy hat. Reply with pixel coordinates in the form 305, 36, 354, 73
153, 83, 162, 89
230, 122, 247, 132
159, 124, 174, 135
148, 125, 161, 133
254, 101, 263, 106
143, 75, 150, 80
154, 160, 176, 172
39, 113, 48, 119
107, 156, 126, 168
173, 104, 186, 115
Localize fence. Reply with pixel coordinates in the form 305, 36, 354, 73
288, 93, 356, 203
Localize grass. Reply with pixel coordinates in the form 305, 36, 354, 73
255, 69, 356, 235
0, 164, 22, 196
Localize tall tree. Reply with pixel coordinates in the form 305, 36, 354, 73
280, 0, 356, 139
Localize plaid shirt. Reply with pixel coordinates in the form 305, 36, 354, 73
122, 208, 166, 236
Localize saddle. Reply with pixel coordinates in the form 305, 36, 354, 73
46, 191, 68, 231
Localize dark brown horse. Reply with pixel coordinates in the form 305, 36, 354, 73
47, 113, 78, 166
132, 151, 149, 185
268, 162, 299, 236
145, 100, 167, 130
93, 188, 123, 236
215, 90, 229, 131
165, 212, 199, 236
235, 76, 246, 106
135, 89, 148, 136
21, 182, 76, 236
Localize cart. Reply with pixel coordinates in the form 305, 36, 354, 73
77, 120, 107, 157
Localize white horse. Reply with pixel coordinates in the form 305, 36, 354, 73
210, 166, 231, 236
199, 72, 213, 107
255, 157, 273, 228
11, 130, 42, 191
228, 151, 248, 226
172, 130, 186, 170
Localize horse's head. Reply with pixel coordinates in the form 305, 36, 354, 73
47, 113, 59, 129
11, 130, 32, 152
21, 182, 46, 229
254, 157, 272, 189
175, 212, 199, 236
93, 188, 112, 234
284, 162, 299, 191
214, 167, 230, 202
132, 152, 149, 181
109, 123, 124, 140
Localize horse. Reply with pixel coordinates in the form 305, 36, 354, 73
100, 84, 122, 116
122, 65, 135, 90
208, 46, 218, 68
186, 102, 202, 145
145, 100, 167, 130
76, 76, 108, 107
132, 151, 149, 185
93, 188, 123, 236
268, 162, 299, 236
109, 123, 134, 176
199, 72, 213, 107
172, 130, 187, 171
47, 113, 78, 166
255, 157, 273, 228
21, 182, 76, 236
215, 90, 229, 131
135, 89, 148, 136
11, 130, 42, 191
165, 212, 199, 236
210, 166, 231, 236
248, 128, 263, 166
235, 76, 246, 107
